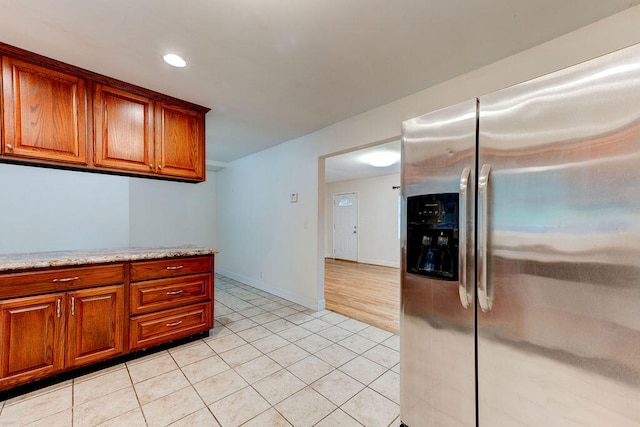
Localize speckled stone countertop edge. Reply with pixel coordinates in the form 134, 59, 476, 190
0, 246, 220, 272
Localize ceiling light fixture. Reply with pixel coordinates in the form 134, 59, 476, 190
163, 53, 187, 68
361, 151, 400, 167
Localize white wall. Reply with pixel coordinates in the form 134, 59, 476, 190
129, 173, 217, 248
325, 174, 400, 267
216, 141, 318, 308
215, 5, 640, 310
0, 163, 216, 254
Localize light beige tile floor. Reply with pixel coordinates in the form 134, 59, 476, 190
0, 274, 400, 427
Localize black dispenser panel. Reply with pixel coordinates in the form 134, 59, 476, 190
406, 194, 459, 281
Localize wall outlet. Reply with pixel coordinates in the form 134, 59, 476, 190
290, 192, 298, 203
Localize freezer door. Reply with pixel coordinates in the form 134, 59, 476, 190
400, 99, 477, 426
478, 44, 640, 425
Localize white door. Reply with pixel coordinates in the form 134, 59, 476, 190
333, 192, 358, 261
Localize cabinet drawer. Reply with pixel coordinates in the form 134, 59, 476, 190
129, 302, 211, 350
130, 256, 211, 282
0, 264, 125, 299
130, 274, 211, 315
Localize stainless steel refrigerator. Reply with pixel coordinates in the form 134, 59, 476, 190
400, 43, 640, 426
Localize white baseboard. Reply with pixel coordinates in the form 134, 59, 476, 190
217, 269, 321, 311
354, 257, 400, 268
323, 256, 399, 269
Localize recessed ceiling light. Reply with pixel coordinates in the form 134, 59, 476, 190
163, 53, 186, 68
361, 151, 400, 167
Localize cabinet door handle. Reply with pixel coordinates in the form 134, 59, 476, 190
71, 297, 75, 316
158, 165, 163, 170
53, 276, 79, 283
6, 144, 13, 150
149, 163, 154, 169
166, 320, 183, 327
166, 265, 184, 270
166, 290, 184, 295
56, 298, 61, 318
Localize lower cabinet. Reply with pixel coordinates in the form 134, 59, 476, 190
0, 294, 65, 389
128, 256, 214, 351
66, 285, 125, 367
0, 285, 124, 389
0, 254, 214, 392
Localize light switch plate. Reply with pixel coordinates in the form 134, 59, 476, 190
290, 192, 298, 203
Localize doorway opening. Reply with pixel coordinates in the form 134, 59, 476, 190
319, 139, 401, 333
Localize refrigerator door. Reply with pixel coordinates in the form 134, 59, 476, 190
478, 44, 640, 425
400, 99, 477, 426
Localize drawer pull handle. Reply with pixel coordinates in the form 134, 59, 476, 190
166, 265, 184, 270
166, 290, 184, 295
166, 321, 183, 327
53, 276, 79, 283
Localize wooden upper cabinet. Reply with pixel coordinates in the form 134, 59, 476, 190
1, 57, 88, 164
0, 43, 209, 181
94, 84, 155, 173
156, 102, 205, 180
94, 92, 205, 180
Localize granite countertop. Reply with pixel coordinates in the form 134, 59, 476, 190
0, 246, 219, 272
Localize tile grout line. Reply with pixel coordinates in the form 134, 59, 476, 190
71, 378, 75, 427
218, 291, 397, 425
151, 276, 396, 426
244, 280, 397, 423
315, 406, 364, 427
244, 381, 293, 426
166, 347, 207, 427
181, 338, 230, 426
124, 356, 150, 426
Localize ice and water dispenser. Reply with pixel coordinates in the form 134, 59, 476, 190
406, 193, 459, 281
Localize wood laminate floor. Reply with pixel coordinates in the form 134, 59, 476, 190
324, 259, 400, 334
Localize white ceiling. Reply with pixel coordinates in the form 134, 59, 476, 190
1, 0, 638, 167
325, 140, 400, 183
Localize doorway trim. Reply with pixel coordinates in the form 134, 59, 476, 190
317, 135, 400, 312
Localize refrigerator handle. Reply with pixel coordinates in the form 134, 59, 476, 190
478, 163, 493, 312
458, 167, 472, 309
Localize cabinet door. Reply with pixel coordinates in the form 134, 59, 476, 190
94, 84, 155, 173
1, 57, 88, 164
0, 294, 65, 388
155, 102, 204, 180
66, 285, 124, 368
